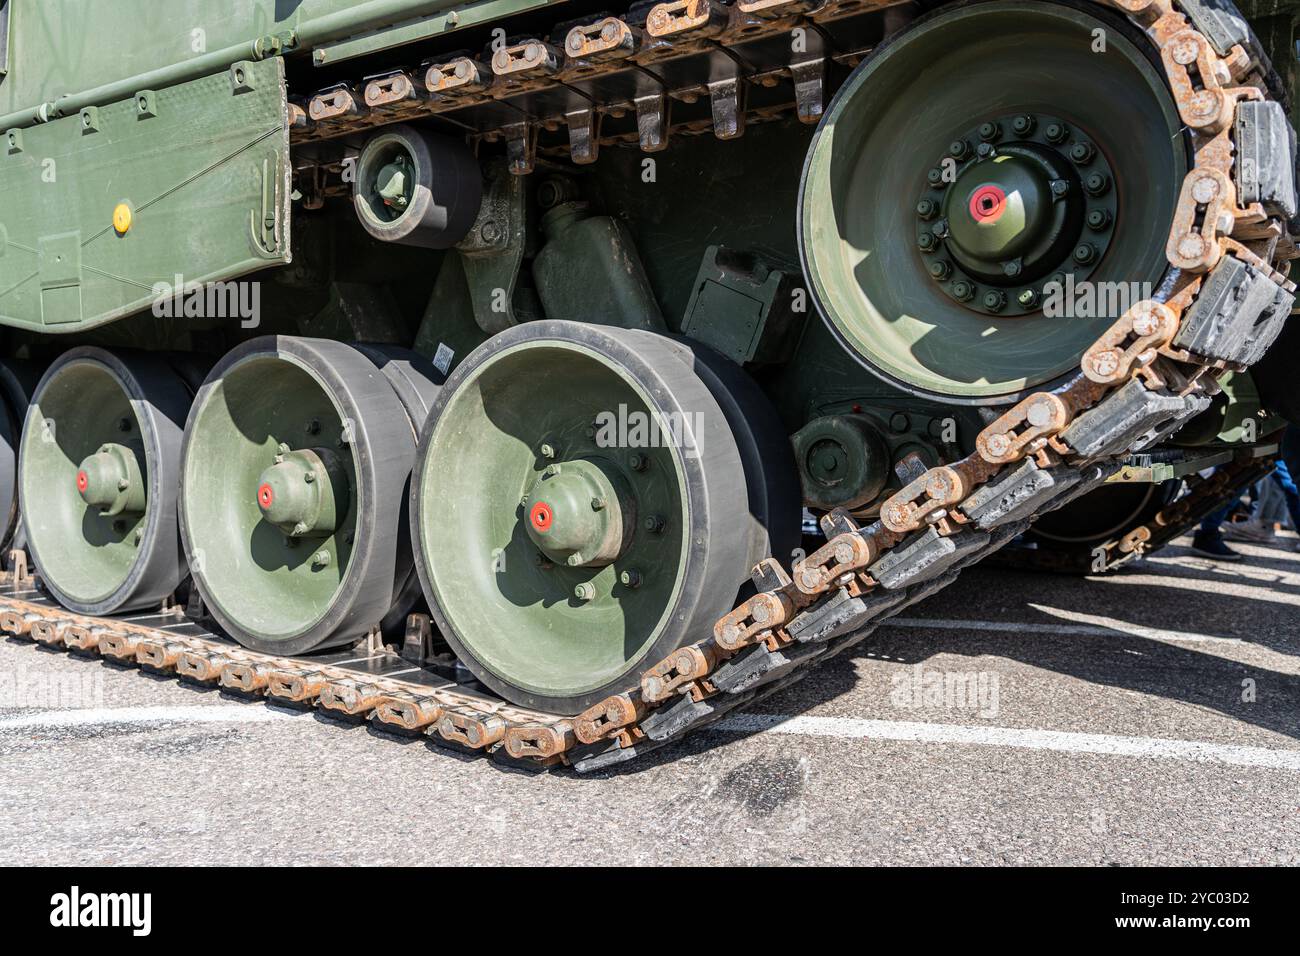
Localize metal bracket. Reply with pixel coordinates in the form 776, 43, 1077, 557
708, 76, 745, 140
401, 613, 434, 664
565, 107, 600, 164
503, 121, 536, 175
789, 57, 825, 124
634, 91, 670, 152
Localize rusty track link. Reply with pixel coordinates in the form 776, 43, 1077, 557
5, 0, 1298, 773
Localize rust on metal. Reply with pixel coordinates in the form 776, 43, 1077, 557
373, 692, 446, 731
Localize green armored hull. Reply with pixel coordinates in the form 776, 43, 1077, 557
0, 0, 1296, 768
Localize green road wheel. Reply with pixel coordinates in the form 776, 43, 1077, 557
179, 337, 421, 655
0, 359, 41, 558
18, 348, 191, 614
800, 0, 1186, 403
411, 321, 799, 714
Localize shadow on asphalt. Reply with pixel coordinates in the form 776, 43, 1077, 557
589, 536, 1300, 778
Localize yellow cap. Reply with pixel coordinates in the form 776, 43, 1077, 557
112, 203, 132, 235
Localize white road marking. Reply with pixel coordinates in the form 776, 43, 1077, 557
0, 705, 299, 731
885, 611, 1241, 644
719, 713, 1300, 771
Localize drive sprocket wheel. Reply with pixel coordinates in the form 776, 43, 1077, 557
411, 321, 799, 714
800, 0, 1188, 404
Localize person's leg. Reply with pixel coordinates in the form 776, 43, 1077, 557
1192, 500, 1243, 561
1271, 459, 1300, 541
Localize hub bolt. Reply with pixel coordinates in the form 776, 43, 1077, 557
976, 143, 995, 160
1084, 172, 1111, 196
539, 442, 556, 459
889, 412, 910, 433
644, 514, 666, 534
1073, 243, 1097, 265
929, 260, 952, 280
544, 463, 562, 478
312, 550, 331, 568
1069, 142, 1095, 164
948, 139, 970, 160
926, 167, 945, 187
983, 290, 1007, 312
629, 452, 648, 472
916, 199, 937, 220
1087, 209, 1112, 230
952, 280, 975, 302
573, 582, 596, 602
590, 496, 606, 511
917, 232, 937, 252
1045, 122, 1069, 144
1002, 260, 1023, 279
620, 568, 643, 589
1012, 114, 1036, 136
1018, 289, 1039, 308
1050, 179, 1070, 198
978, 122, 1000, 142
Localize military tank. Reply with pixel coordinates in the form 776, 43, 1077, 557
0, 0, 1296, 769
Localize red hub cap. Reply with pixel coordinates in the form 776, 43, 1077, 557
257, 483, 274, 510
76, 470, 89, 494
529, 501, 553, 533
968, 184, 1008, 224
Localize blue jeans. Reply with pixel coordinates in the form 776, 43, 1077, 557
1272, 459, 1300, 531
1198, 501, 1233, 538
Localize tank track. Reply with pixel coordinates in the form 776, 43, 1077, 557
6, 0, 1298, 773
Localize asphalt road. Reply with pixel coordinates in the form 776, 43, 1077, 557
1, 532, 1297, 866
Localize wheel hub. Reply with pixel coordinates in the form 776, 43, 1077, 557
255, 446, 350, 538
374, 156, 412, 215
524, 458, 631, 568
917, 114, 1116, 315
799, 0, 1184, 401
76, 443, 145, 517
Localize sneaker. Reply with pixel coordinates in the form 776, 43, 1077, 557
1221, 518, 1275, 543
1191, 535, 1244, 561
